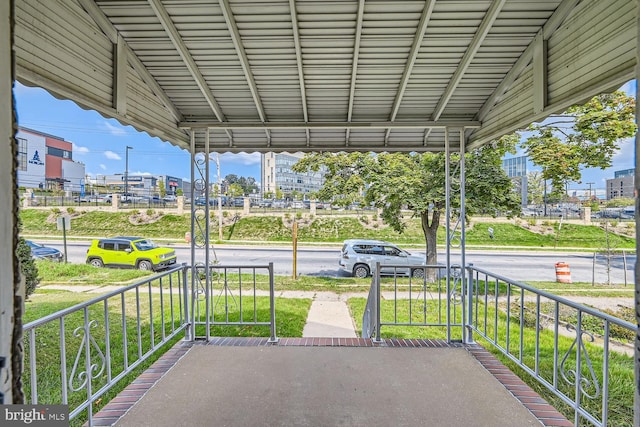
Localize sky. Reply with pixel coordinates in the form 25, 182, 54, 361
14, 80, 637, 192
14, 82, 262, 183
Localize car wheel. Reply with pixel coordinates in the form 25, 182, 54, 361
89, 258, 104, 268
138, 260, 153, 271
411, 268, 425, 279
353, 264, 370, 278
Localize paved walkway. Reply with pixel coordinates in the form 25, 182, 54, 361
302, 292, 357, 338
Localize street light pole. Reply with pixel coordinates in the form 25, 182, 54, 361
586, 182, 595, 201
125, 146, 133, 199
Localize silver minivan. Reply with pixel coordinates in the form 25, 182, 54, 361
339, 239, 426, 278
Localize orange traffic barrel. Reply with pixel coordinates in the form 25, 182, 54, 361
555, 262, 572, 283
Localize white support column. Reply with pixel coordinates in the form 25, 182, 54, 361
445, 127, 451, 343
204, 130, 211, 342
532, 30, 548, 114
188, 130, 196, 342
634, 1, 640, 423
0, 0, 16, 403
459, 128, 470, 344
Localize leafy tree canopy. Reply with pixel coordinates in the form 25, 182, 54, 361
521, 91, 636, 192
293, 139, 520, 267
224, 174, 258, 195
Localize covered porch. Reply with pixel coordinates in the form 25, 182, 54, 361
2, 1, 639, 426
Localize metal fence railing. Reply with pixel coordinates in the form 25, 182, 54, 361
191, 263, 277, 343
362, 262, 635, 427
467, 265, 634, 427
22, 262, 278, 426
362, 263, 465, 342
22, 265, 188, 425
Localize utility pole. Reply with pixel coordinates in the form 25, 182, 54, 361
586, 182, 595, 201
125, 146, 133, 199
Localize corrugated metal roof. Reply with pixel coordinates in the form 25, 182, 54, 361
13, 0, 636, 153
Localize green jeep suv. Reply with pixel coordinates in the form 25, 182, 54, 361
86, 236, 177, 271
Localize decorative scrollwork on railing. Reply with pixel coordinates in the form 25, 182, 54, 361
559, 323, 601, 399
192, 151, 210, 250
68, 320, 105, 392
448, 267, 463, 306
194, 263, 208, 300
448, 215, 462, 248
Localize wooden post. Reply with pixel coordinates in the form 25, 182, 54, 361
292, 221, 298, 279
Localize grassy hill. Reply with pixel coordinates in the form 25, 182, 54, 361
19, 208, 636, 250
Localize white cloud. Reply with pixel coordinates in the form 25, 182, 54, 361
99, 164, 107, 170
104, 150, 122, 160
73, 143, 89, 154
103, 121, 128, 136
612, 137, 634, 168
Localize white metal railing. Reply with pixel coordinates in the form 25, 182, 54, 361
467, 265, 634, 427
190, 262, 277, 343
22, 262, 278, 425
22, 265, 188, 425
361, 263, 635, 427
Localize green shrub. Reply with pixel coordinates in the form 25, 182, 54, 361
66, 207, 75, 214
51, 208, 61, 215
17, 237, 39, 298
360, 215, 369, 224
146, 209, 154, 216
131, 209, 140, 216
223, 211, 229, 218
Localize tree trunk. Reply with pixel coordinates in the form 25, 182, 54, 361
421, 210, 440, 282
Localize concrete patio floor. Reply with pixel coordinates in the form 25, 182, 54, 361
90, 338, 572, 427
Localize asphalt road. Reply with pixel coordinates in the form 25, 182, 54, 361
41, 240, 634, 284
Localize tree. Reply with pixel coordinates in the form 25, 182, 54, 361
228, 183, 244, 197
17, 237, 39, 298
224, 174, 258, 195
293, 139, 520, 272
158, 180, 166, 198
521, 91, 636, 192
526, 171, 545, 205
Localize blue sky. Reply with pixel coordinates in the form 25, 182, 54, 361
14, 80, 636, 192
14, 83, 261, 182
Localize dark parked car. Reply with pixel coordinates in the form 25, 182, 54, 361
26, 240, 64, 262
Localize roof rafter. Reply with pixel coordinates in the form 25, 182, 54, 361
147, 0, 234, 142
288, 0, 310, 145
77, 0, 183, 123
219, 0, 270, 142
384, 0, 436, 144
475, 0, 581, 121
431, 0, 506, 121
345, 0, 365, 145
178, 120, 480, 129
